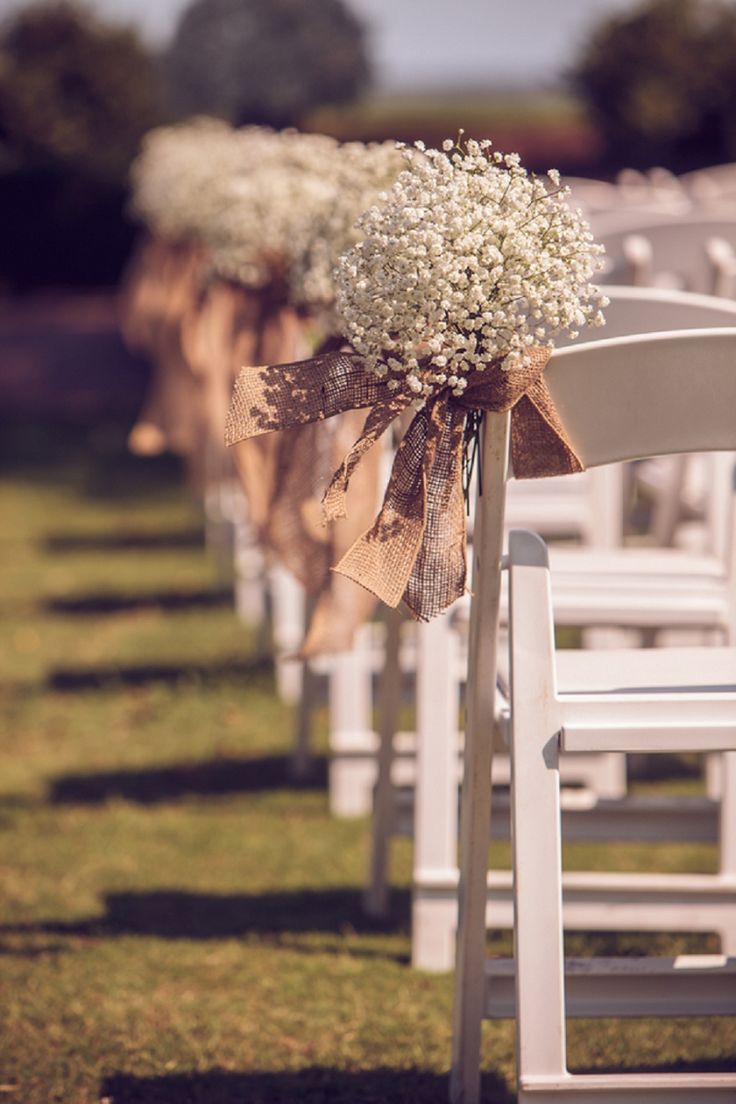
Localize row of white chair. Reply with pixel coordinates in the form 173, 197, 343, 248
220, 280, 736, 1099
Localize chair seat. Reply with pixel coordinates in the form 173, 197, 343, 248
554, 646, 736, 753
551, 584, 727, 627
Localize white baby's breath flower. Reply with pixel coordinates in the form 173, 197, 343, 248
201, 129, 342, 293
129, 117, 257, 243
336, 138, 607, 400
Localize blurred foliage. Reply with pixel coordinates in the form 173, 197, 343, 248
0, 1, 165, 291
166, 0, 371, 129
571, 0, 736, 171
0, 0, 162, 175
0, 167, 139, 291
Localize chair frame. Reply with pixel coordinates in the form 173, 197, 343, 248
451, 328, 736, 1104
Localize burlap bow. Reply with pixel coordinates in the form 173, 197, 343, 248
226, 345, 581, 622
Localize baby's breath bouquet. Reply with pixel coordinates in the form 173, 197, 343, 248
203, 129, 339, 295
337, 136, 607, 404
226, 136, 607, 626
205, 133, 404, 320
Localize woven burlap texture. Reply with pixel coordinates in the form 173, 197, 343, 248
226, 345, 583, 622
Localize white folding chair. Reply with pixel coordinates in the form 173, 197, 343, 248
362, 292, 736, 960
452, 328, 736, 1104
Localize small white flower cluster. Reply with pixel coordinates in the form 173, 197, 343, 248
206, 133, 404, 306
336, 137, 608, 402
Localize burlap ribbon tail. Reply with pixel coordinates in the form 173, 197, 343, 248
225, 345, 583, 622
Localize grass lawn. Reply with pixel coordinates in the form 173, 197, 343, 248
308, 89, 587, 131
0, 418, 734, 1103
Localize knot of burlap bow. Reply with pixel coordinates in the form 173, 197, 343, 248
225, 345, 583, 622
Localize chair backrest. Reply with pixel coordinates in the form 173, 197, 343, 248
556, 285, 736, 347
596, 216, 736, 292
545, 329, 736, 471
681, 161, 736, 202
707, 238, 736, 299
549, 296, 736, 553
563, 176, 621, 215
591, 207, 698, 238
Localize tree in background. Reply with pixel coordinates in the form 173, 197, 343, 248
166, 0, 370, 129
571, 0, 736, 171
0, 1, 164, 289
0, 0, 162, 175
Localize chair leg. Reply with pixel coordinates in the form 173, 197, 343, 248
451, 412, 509, 1104
233, 511, 268, 630
364, 606, 403, 918
508, 534, 568, 1090
719, 751, 736, 953
290, 659, 318, 781
270, 566, 305, 706
412, 614, 461, 971
328, 629, 376, 818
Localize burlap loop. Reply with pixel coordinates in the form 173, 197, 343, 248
226, 343, 582, 622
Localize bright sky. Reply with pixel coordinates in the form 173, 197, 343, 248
0, 0, 644, 89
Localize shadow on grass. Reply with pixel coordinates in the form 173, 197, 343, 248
44, 587, 233, 616
0, 939, 69, 958
43, 528, 205, 553
49, 754, 327, 804
101, 1067, 514, 1103
46, 655, 273, 691
1, 888, 412, 948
